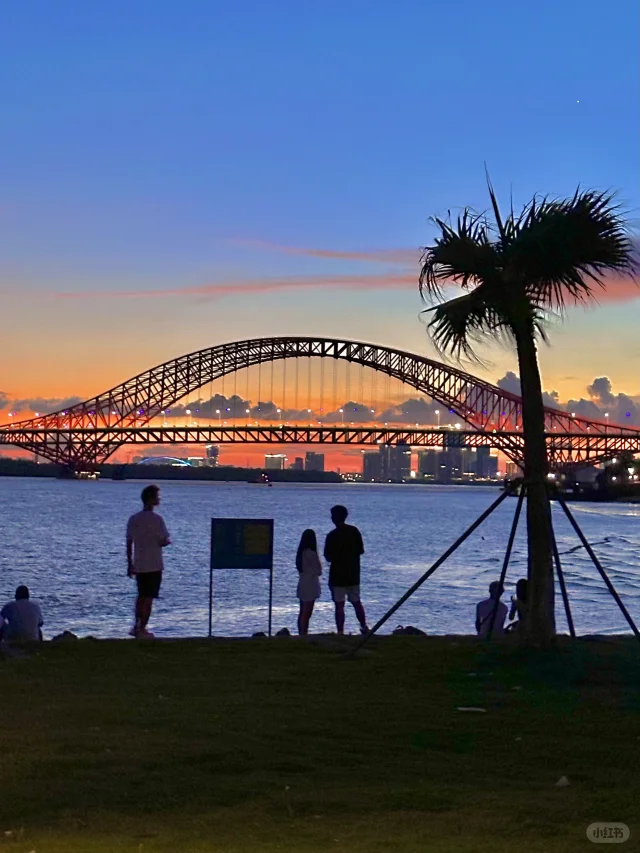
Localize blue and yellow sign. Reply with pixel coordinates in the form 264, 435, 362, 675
210, 518, 274, 570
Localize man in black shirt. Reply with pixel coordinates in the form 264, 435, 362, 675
323, 505, 369, 634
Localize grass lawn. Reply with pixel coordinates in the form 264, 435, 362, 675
0, 635, 638, 853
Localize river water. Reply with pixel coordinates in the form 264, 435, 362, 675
0, 477, 638, 638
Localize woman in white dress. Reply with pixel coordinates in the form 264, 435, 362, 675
296, 529, 322, 635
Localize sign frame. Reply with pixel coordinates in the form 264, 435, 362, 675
209, 518, 275, 637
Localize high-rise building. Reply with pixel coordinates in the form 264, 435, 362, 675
461, 448, 476, 476
380, 443, 411, 482
290, 457, 304, 471
505, 461, 521, 478
439, 447, 464, 481
362, 451, 381, 482
305, 451, 325, 472
205, 445, 219, 466
265, 454, 287, 470
487, 455, 499, 478
475, 446, 491, 477
417, 449, 439, 477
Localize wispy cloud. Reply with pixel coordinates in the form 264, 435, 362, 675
231, 239, 419, 266
56, 272, 417, 301
41, 235, 640, 303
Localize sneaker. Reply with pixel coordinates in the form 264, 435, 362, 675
137, 629, 155, 639
359, 625, 370, 635
128, 626, 139, 637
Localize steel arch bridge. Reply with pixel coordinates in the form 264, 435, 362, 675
1, 335, 638, 469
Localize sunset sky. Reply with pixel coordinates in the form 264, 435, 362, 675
1, 1, 638, 469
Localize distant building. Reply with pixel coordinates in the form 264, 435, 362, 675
305, 451, 325, 472
505, 461, 522, 478
380, 443, 411, 482
475, 446, 491, 477
290, 457, 304, 471
187, 457, 207, 467
135, 456, 191, 467
362, 451, 381, 482
417, 449, 439, 477
205, 445, 219, 466
265, 454, 287, 470
487, 455, 499, 478
438, 447, 464, 481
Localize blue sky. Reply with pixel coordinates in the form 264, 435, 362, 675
1, 0, 638, 401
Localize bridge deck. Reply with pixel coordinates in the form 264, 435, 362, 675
1, 425, 638, 468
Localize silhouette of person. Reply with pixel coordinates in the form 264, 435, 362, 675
126, 485, 171, 638
476, 581, 508, 637
0, 585, 44, 642
323, 505, 369, 635
509, 578, 528, 631
295, 529, 322, 635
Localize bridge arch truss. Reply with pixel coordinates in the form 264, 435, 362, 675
1, 336, 636, 469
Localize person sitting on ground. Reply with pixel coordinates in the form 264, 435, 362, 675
508, 578, 528, 632
0, 585, 44, 642
323, 505, 369, 635
296, 528, 322, 636
475, 581, 508, 637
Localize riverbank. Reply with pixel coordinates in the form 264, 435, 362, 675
0, 457, 342, 483
0, 636, 638, 852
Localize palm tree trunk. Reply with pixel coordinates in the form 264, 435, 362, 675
514, 326, 556, 646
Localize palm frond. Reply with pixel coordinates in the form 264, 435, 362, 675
503, 189, 638, 310
424, 288, 511, 361
419, 209, 500, 301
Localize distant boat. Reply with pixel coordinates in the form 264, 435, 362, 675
249, 472, 272, 485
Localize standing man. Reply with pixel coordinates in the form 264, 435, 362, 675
324, 505, 369, 635
126, 485, 171, 638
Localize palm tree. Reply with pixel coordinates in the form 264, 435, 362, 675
419, 186, 636, 645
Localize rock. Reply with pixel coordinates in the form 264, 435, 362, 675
275, 627, 291, 637
252, 632, 267, 638
51, 631, 79, 643
555, 775, 570, 787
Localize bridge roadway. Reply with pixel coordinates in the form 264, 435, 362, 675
2, 425, 639, 467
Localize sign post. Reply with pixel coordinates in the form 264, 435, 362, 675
209, 518, 275, 637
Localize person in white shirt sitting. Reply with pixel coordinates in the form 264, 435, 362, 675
0, 585, 44, 642
476, 581, 508, 638
295, 529, 322, 635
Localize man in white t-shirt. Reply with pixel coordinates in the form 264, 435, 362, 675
0, 585, 44, 642
126, 484, 171, 638
476, 581, 508, 638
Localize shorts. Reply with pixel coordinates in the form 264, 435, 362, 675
331, 585, 360, 604
136, 571, 162, 599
